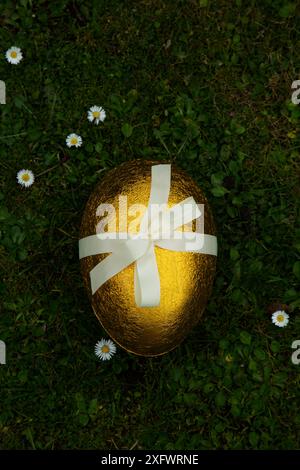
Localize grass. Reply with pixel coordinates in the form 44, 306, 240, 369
0, 0, 300, 450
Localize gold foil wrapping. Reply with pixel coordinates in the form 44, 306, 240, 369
80, 160, 217, 356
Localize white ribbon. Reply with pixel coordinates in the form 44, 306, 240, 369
79, 164, 217, 307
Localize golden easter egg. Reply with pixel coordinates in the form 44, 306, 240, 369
79, 159, 217, 357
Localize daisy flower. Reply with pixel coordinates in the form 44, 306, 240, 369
87, 106, 106, 125
66, 133, 82, 148
95, 339, 116, 361
16, 169, 35, 187
5, 46, 23, 65
272, 310, 289, 328
225, 354, 233, 363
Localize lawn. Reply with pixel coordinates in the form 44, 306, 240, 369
0, 0, 299, 450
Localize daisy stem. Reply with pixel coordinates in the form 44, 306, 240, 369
0, 132, 27, 140
0, 160, 10, 169
57, 227, 77, 239
36, 163, 60, 177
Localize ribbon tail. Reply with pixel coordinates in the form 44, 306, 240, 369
134, 244, 160, 307
157, 233, 218, 255
139, 164, 171, 234
168, 196, 201, 231
89, 238, 148, 295
79, 233, 130, 259
149, 164, 171, 206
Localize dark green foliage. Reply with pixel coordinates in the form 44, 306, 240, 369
0, 0, 299, 450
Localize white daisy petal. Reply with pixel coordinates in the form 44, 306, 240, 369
99, 109, 106, 122
16, 169, 35, 188
87, 111, 94, 122
95, 339, 117, 361
87, 106, 106, 125
66, 133, 82, 148
271, 310, 289, 328
6, 46, 23, 65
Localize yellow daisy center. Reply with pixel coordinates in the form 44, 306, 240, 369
277, 314, 284, 322
11, 51, 17, 58
22, 173, 30, 182
93, 111, 100, 118
101, 345, 110, 353
70, 137, 78, 145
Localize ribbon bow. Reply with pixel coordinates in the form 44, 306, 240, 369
79, 164, 217, 307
